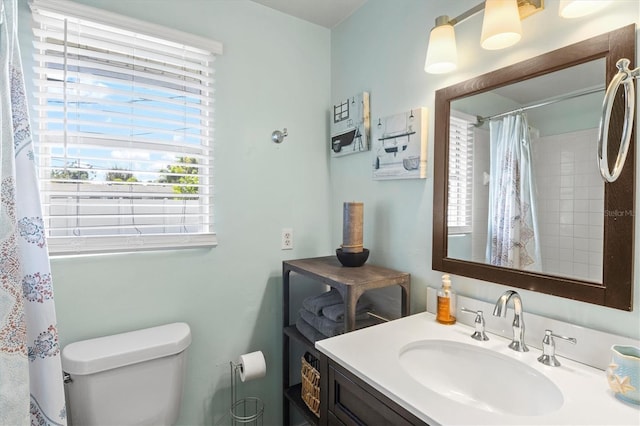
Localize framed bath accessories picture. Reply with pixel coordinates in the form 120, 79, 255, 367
372, 107, 428, 180
330, 92, 370, 157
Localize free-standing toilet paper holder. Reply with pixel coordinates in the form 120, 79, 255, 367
230, 359, 265, 425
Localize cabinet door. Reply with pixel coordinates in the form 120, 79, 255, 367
328, 365, 418, 426
327, 411, 347, 426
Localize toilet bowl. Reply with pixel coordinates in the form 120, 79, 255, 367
61, 322, 191, 426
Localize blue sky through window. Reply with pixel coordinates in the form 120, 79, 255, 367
46, 75, 205, 183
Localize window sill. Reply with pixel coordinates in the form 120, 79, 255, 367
47, 233, 217, 257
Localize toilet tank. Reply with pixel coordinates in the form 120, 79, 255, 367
62, 323, 191, 426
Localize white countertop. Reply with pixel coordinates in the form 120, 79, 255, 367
316, 312, 640, 425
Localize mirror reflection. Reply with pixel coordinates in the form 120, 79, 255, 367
447, 59, 605, 284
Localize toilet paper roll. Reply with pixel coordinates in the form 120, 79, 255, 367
237, 351, 266, 382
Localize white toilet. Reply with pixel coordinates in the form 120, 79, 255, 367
61, 322, 192, 426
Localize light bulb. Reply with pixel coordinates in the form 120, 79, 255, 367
559, 0, 611, 18
481, 0, 522, 50
424, 18, 457, 74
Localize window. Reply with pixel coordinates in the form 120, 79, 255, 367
448, 111, 474, 234
30, 0, 222, 254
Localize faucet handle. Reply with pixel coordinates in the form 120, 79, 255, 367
461, 308, 489, 341
537, 329, 577, 367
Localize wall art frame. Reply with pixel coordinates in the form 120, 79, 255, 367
330, 92, 370, 157
372, 107, 427, 180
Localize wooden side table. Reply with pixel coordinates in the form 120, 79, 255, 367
282, 255, 411, 425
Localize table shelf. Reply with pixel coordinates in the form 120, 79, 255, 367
284, 383, 319, 426
282, 256, 410, 425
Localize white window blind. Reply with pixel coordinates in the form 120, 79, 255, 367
30, 0, 222, 255
448, 111, 474, 234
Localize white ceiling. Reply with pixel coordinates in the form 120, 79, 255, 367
250, 0, 368, 28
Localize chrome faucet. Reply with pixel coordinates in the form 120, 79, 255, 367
493, 290, 528, 352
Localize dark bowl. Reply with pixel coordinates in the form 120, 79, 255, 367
336, 248, 370, 267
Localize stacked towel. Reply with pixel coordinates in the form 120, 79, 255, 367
322, 301, 371, 322
299, 308, 345, 337
302, 288, 342, 315
295, 289, 375, 343
295, 317, 326, 344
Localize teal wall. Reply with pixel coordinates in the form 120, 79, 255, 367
16, 0, 640, 425
18, 1, 331, 425
330, 0, 640, 341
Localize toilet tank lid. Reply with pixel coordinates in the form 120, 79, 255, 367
62, 322, 191, 375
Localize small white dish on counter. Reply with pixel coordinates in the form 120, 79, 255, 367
316, 312, 640, 425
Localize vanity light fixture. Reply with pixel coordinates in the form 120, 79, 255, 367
559, 0, 611, 19
424, 0, 543, 74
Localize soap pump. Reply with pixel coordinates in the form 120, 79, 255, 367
436, 274, 456, 325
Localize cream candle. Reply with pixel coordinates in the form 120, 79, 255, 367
342, 202, 363, 253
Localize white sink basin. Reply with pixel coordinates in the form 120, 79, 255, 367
399, 339, 563, 416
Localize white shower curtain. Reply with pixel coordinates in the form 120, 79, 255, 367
1, 0, 66, 424
486, 112, 541, 271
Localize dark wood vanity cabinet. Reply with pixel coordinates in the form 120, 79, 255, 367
319, 353, 427, 426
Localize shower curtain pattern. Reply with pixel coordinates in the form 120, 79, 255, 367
486, 112, 540, 270
1, 0, 66, 424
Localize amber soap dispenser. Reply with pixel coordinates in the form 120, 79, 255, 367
436, 274, 456, 325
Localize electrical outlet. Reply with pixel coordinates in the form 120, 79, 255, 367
281, 228, 293, 250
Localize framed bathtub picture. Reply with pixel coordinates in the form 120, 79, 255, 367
372, 107, 428, 180
330, 92, 370, 157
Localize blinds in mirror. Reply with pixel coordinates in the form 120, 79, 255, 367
448, 111, 474, 234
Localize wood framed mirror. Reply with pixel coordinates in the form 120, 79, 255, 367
433, 25, 635, 311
